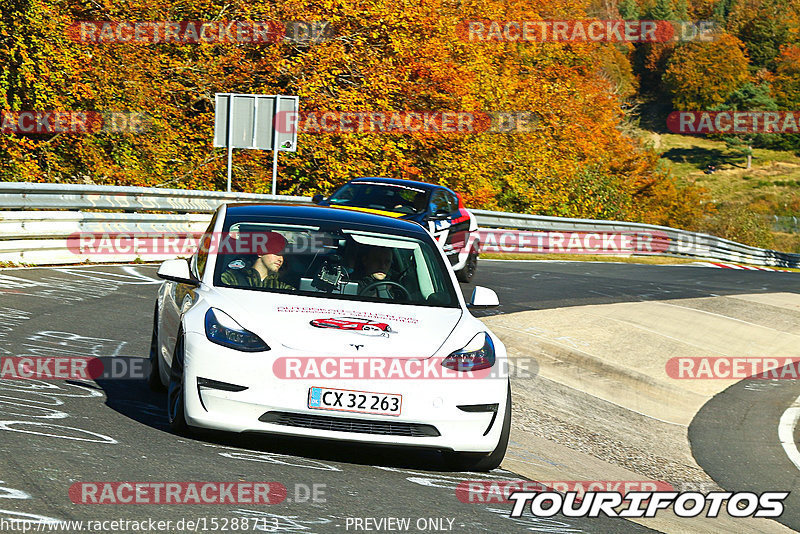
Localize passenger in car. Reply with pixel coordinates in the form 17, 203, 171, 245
220, 231, 296, 290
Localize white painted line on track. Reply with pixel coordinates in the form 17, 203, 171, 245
121, 265, 162, 282
779, 394, 800, 471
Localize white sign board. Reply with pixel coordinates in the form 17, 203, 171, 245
214, 94, 298, 151
214, 93, 299, 193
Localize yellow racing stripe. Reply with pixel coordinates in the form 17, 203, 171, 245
329, 205, 405, 218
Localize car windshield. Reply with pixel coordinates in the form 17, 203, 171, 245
327, 182, 429, 214
212, 217, 459, 308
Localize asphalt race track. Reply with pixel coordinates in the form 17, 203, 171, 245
468, 259, 800, 315
689, 369, 800, 532
0, 260, 798, 533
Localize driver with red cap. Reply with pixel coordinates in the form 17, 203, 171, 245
220, 231, 295, 290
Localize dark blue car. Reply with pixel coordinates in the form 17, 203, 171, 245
312, 177, 480, 282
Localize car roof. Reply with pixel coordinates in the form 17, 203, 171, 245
222, 203, 430, 236
347, 177, 452, 194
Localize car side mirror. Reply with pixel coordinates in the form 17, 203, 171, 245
468, 286, 499, 308
157, 259, 199, 286
311, 194, 324, 204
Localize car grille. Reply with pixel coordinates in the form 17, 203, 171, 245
258, 411, 440, 437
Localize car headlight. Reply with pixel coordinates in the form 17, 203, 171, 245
442, 332, 495, 371
205, 308, 270, 352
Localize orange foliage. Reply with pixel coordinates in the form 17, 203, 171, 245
0, 0, 710, 229
663, 33, 750, 109
772, 45, 800, 107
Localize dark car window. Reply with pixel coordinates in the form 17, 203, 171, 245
429, 190, 450, 216
446, 191, 459, 212
213, 217, 460, 308
327, 182, 428, 215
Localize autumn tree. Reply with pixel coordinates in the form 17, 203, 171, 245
727, 0, 800, 71
768, 44, 800, 150
0, 0, 714, 230
772, 45, 800, 107
662, 33, 750, 109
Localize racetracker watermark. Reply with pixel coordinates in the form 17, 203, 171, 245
666, 357, 800, 379
67, 21, 331, 44
456, 481, 674, 503
478, 230, 670, 254
274, 110, 540, 134
66, 231, 328, 256
272, 357, 537, 380
457, 20, 718, 43
507, 491, 789, 518
0, 356, 151, 380
0, 111, 151, 135
69, 482, 289, 504
668, 111, 800, 134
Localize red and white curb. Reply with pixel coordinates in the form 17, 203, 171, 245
692, 262, 793, 272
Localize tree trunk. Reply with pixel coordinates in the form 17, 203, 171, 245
746, 146, 752, 170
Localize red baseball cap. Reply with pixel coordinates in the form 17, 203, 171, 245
252, 231, 287, 255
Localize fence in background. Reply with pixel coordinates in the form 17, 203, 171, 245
1, 182, 798, 268
771, 215, 800, 234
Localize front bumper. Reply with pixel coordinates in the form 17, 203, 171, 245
182, 332, 509, 453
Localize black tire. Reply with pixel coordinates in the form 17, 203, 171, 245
167, 333, 190, 434
446, 382, 511, 471
456, 243, 479, 283
147, 304, 165, 392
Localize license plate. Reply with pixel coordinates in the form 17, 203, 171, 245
308, 387, 402, 416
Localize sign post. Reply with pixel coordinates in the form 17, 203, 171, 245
214, 94, 299, 193
272, 95, 281, 196
226, 98, 233, 193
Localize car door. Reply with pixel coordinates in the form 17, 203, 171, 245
158, 212, 215, 369
445, 190, 473, 261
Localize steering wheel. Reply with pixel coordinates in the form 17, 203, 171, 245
358, 280, 411, 300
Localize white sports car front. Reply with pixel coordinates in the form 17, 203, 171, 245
149, 204, 510, 470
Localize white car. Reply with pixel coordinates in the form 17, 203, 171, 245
149, 204, 510, 470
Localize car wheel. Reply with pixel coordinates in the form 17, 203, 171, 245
147, 304, 165, 392
167, 332, 190, 434
446, 382, 511, 471
456, 243, 479, 283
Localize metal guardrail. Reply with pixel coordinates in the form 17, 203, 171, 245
0, 183, 310, 264
1, 182, 798, 268
0, 211, 215, 264
0, 182, 309, 213
471, 210, 800, 268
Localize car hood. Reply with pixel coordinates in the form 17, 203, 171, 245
320, 203, 425, 222
204, 290, 463, 359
